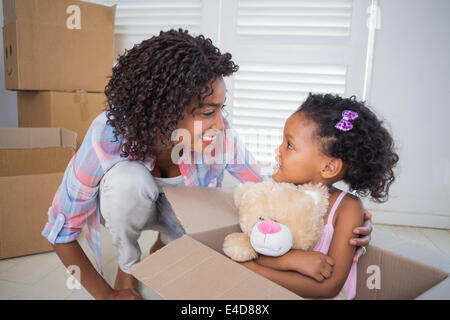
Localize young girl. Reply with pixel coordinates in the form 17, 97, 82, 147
241, 93, 399, 299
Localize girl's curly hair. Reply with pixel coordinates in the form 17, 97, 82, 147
105, 29, 238, 160
296, 93, 399, 203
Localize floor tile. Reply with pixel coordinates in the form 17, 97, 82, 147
0, 280, 32, 300
421, 228, 450, 256
138, 230, 159, 261
0, 255, 30, 275
25, 264, 75, 300
371, 225, 406, 250
100, 226, 118, 262
388, 241, 450, 273
0, 251, 61, 285
102, 257, 118, 288
373, 224, 442, 252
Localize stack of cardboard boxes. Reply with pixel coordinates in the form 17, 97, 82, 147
1, 0, 115, 259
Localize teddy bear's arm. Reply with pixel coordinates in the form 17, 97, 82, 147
223, 233, 258, 262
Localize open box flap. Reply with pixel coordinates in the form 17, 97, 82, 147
130, 235, 301, 300
355, 245, 448, 299
163, 186, 239, 234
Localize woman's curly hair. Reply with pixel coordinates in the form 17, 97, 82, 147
296, 93, 399, 203
105, 29, 238, 160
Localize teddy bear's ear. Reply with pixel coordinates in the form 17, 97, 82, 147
304, 190, 320, 205
233, 182, 255, 207
298, 183, 330, 215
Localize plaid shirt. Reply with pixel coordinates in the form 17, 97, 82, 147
41, 112, 264, 275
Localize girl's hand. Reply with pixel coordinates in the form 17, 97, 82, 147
104, 288, 143, 300
294, 251, 335, 282
350, 212, 373, 262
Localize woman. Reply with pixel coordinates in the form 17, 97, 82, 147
42, 29, 372, 300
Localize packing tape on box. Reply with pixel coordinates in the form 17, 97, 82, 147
74, 89, 90, 121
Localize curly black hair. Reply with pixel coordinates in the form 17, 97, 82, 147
296, 93, 399, 203
105, 29, 238, 160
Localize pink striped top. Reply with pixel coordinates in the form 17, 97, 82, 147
312, 191, 357, 300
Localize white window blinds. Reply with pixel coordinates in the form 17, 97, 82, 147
232, 63, 347, 170
236, 0, 353, 37
92, 0, 219, 60
220, 0, 368, 175
103, 0, 202, 35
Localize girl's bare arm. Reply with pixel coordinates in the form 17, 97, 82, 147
241, 196, 364, 298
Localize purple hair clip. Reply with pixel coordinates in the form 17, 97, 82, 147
335, 110, 359, 132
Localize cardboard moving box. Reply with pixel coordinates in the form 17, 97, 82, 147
0, 128, 76, 259
18, 91, 107, 148
131, 186, 449, 300
2, 0, 116, 91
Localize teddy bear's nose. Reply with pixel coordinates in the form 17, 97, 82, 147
257, 220, 281, 235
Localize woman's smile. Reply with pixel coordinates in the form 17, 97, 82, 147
202, 134, 217, 145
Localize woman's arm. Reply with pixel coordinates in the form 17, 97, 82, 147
46, 120, 141, 299
53, 241, 141, 300
53, 241, 113, 299
242, 196, 364, 298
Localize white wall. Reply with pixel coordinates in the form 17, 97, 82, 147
0, 0, 17, 127
362, 0, 450, 228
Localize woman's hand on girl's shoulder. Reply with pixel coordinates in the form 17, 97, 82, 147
345, 196, 372, 262
351, 211, 372, 262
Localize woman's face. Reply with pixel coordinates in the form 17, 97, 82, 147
176, 76, 227, 154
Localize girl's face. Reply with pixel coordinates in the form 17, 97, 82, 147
177, 76, 227, 154
272, 112, 329, 185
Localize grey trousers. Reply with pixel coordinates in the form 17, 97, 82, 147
99, 161, 186, 274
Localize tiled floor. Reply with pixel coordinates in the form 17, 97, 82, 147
0, 224, 449, 300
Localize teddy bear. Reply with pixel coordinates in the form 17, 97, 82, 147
223, 179, 329, 262
222, 179, 347, 299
